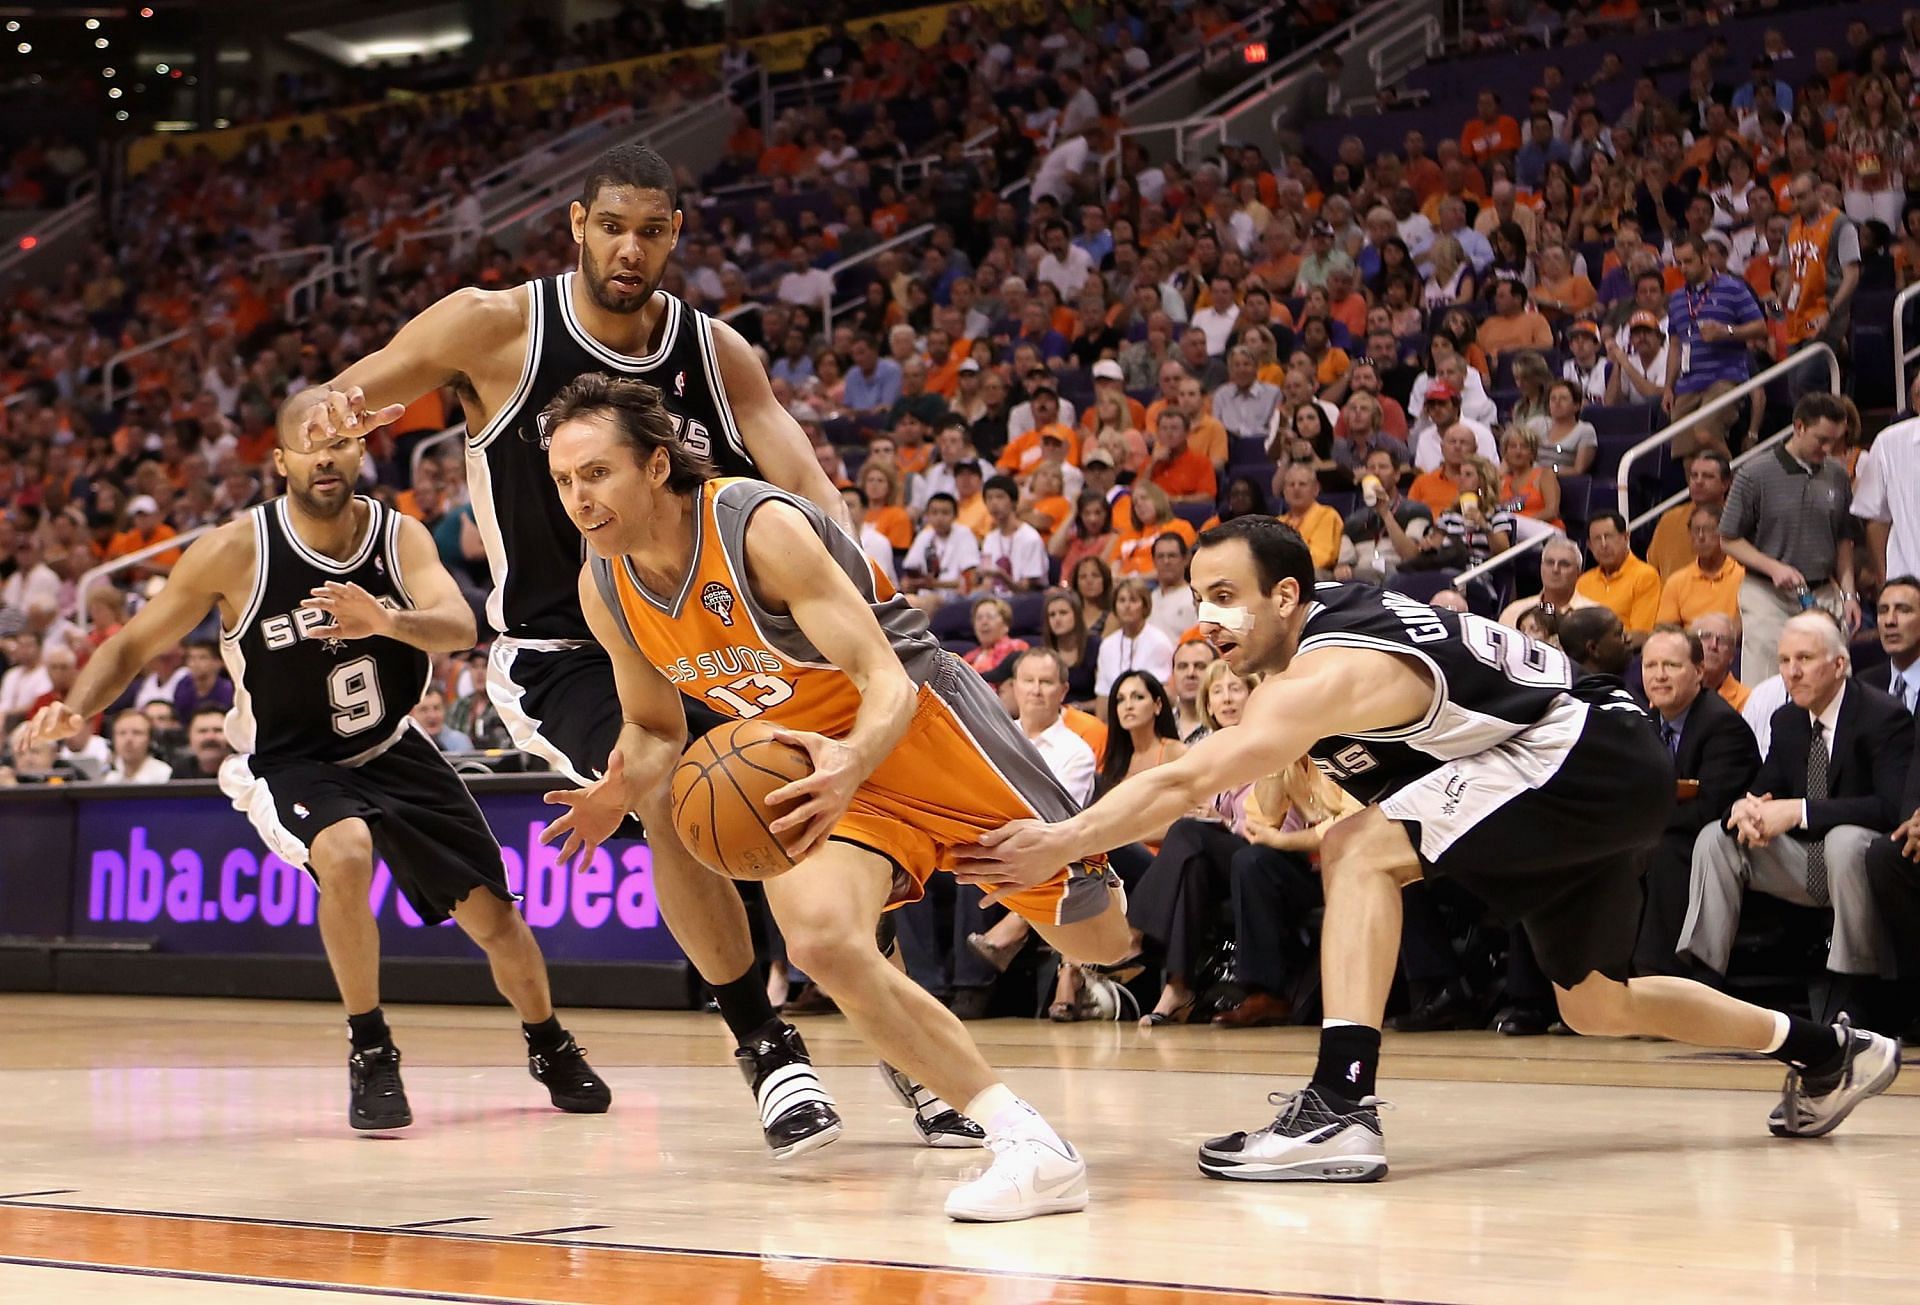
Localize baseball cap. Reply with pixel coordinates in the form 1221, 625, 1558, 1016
1091, 359, 1125, 382
1629, 309, 1664, 333
1311, 219, 1335, 237
1568, 320, 1600, 339
958, 358, 981, 374
1082, 446, 1116, 467
127, 495, 160, 516
1425, 381, 1458, 403
1702, 228, 1733, 251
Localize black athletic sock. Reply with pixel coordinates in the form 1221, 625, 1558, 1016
1311, 1023, 1382, 1102
1770, 1015, 1847, 1077
347, 1008, 391, 1053
711, 967, 781, 1045
522, 1015, 567, 1055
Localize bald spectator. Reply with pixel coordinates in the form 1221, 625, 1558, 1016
1409, 424, 1477, 514
1472, 180, 1539, 248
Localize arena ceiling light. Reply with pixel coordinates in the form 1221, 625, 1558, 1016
86, 18, 98, 29
4, 21, 17, 33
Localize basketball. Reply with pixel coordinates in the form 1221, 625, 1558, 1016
669, 718, 813, 881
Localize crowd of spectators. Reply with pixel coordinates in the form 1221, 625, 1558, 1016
5, 0, 1920, 1034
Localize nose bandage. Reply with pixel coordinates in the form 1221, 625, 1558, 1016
1198, 601, 1251, 633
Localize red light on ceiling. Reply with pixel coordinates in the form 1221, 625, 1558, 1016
170, 68, 182, 78
1243, 42, 1268, 63
18, 235, 37, 250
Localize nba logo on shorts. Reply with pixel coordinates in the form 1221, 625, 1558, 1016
701, 582, 737, 626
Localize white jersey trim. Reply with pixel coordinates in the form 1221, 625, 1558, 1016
383, 508, 417, 610
557, 273, 680, 370
220, 507, 271, 640
276, 496, 381, 575
469, 281, 541, 451
218, 753, 312, 869
693, 311, 752, 462
485, 641, 593, 788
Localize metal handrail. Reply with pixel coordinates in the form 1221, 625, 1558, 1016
0, 189, 99, 285
1367, 16, 1440, 86
720, 220, 935, 328
409, 422, 468, 483
75, 524, 216, 631
1112, 1, 1284, 115
1893, 282, 1920, 406
101, 326, 193, 410
1449, 344, 1840, 593
286, 262, 336, 319
252, 244, 331, 270
1615, 344, 1839, 520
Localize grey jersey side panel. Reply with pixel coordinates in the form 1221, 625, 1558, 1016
709, 480, 943, 685
586, 554, 640, 650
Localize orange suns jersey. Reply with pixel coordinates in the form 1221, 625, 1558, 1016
589, 478, 945, 738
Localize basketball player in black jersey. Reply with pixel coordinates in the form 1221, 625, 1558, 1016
278, 144, 979, 1155
23, 425, 609, 1131
961, 518, 1900, 1181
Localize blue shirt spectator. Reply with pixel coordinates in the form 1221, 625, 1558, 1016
844, 348, 903, 414
1514, 128, 1570, 192
1667, 259, 1764, 396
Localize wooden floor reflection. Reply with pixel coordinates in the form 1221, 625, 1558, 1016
0, 995, 1915, 1304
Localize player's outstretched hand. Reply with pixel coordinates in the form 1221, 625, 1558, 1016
20, 700, 84, 750
765, 729, 861, 863
953, 819, 1075, 906
302, 581, 393, 640
541, 751, 632, 870
289, 385, 408, 454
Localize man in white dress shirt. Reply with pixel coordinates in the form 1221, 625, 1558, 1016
1146, 534, 1198, 641
1853, 377, 1920, 586
1015, 649, 1097, 805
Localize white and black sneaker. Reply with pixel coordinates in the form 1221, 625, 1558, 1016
880, 1062, 985, 1148
1769, 1015, 1902, 1139
735, 1022, 842, 1160
1197, 1084, 1389, 1182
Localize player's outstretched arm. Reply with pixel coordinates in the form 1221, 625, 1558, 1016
540, 566, 690, 868
955, 647, 1433, 890
301, 516, 476, 653
279, 287, 522, 451
709, 318, 852, 529
22, 524, 247, 746
744, 502, 918, 858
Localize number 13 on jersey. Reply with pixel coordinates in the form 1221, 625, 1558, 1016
705, 673, 794, 719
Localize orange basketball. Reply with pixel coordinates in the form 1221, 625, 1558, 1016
669, 719, 813, 881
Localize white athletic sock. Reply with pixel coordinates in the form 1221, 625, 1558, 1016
1323, 1018, 1368, 1030
965, 1082, 1065, 1150
1762, 1010, 1790, 1055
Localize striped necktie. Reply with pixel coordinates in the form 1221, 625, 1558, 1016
1804, 719, 1829, 906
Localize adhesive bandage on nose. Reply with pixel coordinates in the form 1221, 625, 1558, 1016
1198, 601, 1251, 633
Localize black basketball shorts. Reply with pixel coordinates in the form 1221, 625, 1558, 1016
221, 725, 512, 927
1379, 685, 1677, 988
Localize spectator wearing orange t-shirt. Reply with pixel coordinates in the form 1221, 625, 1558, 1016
1460, 91, 1522, 168
1143, 409, 1218, 505
106, 495, 181, 572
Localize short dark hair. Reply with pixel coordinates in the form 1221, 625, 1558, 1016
581, 143, 678, 211
1648, 622, 1705, 664
1882, 574, 1920, 598
1792, 391, 1848, 427
537, 373, 708, 493
185, 636, 220, 657
1152, 531, 1190, 557
1688, 449, 1732, 480
1195, 516, 1315, 596
1589, 510, 1627, 535
1678, 234, 1711, 259
843, 483, 870, 508
925, 492, 958, 511
1558, 606, 1621, 663
984, 474, 1020, 501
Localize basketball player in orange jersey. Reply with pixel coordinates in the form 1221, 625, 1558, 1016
535, 373, 1135, 1222
1783, 172, 1862, 356
279, 145, 974, 1156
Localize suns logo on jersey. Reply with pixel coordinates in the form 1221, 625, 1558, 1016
701, 581, 737, 626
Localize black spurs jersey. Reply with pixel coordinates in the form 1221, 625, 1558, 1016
465, 274, 757, 640
220, 497, 427, 766
1298, 583, 1578, 804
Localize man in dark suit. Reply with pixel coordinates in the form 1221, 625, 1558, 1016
1864, 577, 1920, 714
1681, 612, 1914, 980
1864, 719, 1920, 1027
1635, 625, 1761, 976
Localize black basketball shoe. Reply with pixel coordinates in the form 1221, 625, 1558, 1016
735, 1022, 842, 1160
880, 1062, 986, 1148
528, 1033, 612, 1113
348, 1044, 413, 1131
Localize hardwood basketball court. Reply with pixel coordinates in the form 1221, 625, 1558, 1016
1, 994, 1913, 1303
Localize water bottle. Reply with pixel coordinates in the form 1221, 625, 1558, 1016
1795, 582, 1815, 611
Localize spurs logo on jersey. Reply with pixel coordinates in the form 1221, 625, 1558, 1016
259, 595, 402, 650
464, 274, 759, 640
587, 478, 944, 737
1298, 582, 1577, 805
221, 497, 428, 765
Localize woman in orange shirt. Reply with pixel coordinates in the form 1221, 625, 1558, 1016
1497, 425, 1563, 538
1021, 462, 1073, 537
859, 459, 914, 551
1108, 483, 1196, 576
